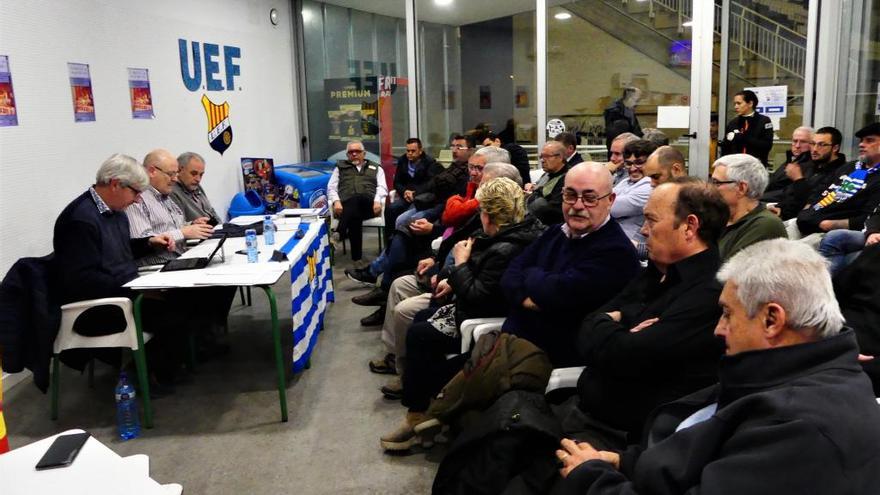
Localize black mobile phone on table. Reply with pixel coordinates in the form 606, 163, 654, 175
35, 432, 90, 470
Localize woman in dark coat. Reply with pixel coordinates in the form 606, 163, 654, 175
380, 177, 543, 451
720, 89, 774, 165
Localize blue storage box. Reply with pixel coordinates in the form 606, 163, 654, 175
228, 189, 265, 219
274, 161, 334, 212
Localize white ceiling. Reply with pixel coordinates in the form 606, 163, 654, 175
314, 0, 573, 26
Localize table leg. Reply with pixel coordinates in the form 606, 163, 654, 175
260, 285, 288, 422
133, 294, 153, 429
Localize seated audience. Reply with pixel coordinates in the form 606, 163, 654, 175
327, 140, 388, 266
526, 140, 570, 226
767, 126, 846, 220
610, 139, 656, 240
642, 145, 686, 188
557, 239, 880, 495
792, 123, 880, 244
169, 151, 221, 225
762, 126, 813, 201
711, 154, 786, 260
575, 178, 728, 448
386, 137, 438, 235
606, 132, 640, 186
380, 177, 542, 451
125, 149, 214, 266
819, 202, 880, 275
483, 131, 530, 187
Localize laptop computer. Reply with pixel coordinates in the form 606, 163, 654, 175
160, 234, 227, 272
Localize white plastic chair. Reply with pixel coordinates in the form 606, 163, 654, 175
329, 201, 386, 254
51, 297, 154, 428
545, 366, 586, 394
459, 317, 506, 353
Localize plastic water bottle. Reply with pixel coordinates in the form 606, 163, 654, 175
115, 372, 140, 441
245, 228, 258, 263
264, 215, 276, 245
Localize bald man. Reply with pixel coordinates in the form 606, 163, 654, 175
125, 149, 214, 266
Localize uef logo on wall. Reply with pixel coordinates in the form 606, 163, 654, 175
201, 95, 233, 155
179, 39, 241, 155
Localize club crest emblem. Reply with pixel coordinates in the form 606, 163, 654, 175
201, 94, 233, 155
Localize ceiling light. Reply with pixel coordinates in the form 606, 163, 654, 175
554, 12, 572, 20
435, 0, 453, 6
682, 20, 693, 27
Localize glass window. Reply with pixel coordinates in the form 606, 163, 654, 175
723, 0, 810, 167
300, 0, 409, 167
416, 1, 537, 161
834, 0, 879, 159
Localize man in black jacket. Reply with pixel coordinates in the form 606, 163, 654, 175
557, 238, 880, 495
762, 125, 813, 201
767, 126, 845, 220
483, 131, 531, 187
574, 178, 729, 448
386, 137, 437, 236
527, 140, 570, 226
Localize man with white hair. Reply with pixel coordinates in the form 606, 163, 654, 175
527, 140, 571, 225
170, 151, 220, 224
711, 154, 786, 260
763, 126, 813, 201
557, 238, 880, 494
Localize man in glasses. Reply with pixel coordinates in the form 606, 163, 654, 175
328, 140, 388, 265
610, 139, 657, 241
763, 126, 814, 201
125, 149, 214, 266
527, 140, 570, 225
501, 162, 640, 368
767, 126, 846, 221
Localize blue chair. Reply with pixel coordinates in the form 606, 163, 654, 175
228, 190, 265, 219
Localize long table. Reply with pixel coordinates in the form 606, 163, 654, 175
124, 219, 334, 423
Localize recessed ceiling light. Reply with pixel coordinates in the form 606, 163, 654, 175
554, 12, 572, 20
435, 0, 453, 6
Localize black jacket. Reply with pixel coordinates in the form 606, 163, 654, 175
775, 153, 847, 220
797, 160, 880, 234
559, 330, 880, 495
575, 248, 724, 440
604, 99, 641, 150
835, 242, 880, 395
762, 149, 811, 201
720, 112, 774, 165
446, 216, 543, 325
417, 160, 469, 208
527, 164, 570, 226
503, 142, 532, 186
0, 255, 60, 392
393, 152, 437, 198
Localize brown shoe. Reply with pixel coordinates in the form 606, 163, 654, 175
352, 287, 387, 306
369, 353, 396, 375
380, 377, 402, 400
380, 411, 432, 451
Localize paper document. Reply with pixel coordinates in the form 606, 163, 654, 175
280, 208, 324, 217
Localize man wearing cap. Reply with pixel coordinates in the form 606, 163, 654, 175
793, 123, 880, 243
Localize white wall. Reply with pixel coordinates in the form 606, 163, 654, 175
0, 0, 302, 277
0, 0, 302, 383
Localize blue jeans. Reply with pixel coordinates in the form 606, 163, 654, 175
818, 230, 865, 276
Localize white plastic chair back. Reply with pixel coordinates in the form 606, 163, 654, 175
459, 317, 505, 353
545, 366, 586, 394
54, 297, 151, 353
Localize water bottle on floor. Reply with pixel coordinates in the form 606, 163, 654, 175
115, 372, 140, 440
264, 215, 276, 245
245, 228, 258, 263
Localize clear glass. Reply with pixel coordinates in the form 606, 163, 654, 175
834, 0, 880, 159
547, 1, 693, 165
300, 0, 409, 168
723, 0, 810, 167
416, 0, 537, 160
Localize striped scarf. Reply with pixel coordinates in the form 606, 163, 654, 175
813, 161, 880, 210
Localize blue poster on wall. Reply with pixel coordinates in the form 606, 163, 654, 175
68, 62, 95, 122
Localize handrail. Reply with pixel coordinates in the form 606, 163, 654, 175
646, 0, 807, 80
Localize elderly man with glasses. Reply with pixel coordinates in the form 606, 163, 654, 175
526, 140, 571, 225
125, 148, 214, 266
711, 154, 786, 261
610, 139, 657, 241
328, 140, 388, 266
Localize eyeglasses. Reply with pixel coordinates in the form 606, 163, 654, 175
624, 158, 648, 168
450, 144, 470, 150
347, 149, 365, 155
125, 185, 143, 195
810, 142, 832, 148
539, 153, 561, 160
710, 178, 738, 187
562, 189, 612, 206
154, 167, 179, 178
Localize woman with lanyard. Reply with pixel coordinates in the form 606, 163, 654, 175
721, 89, 774, 166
